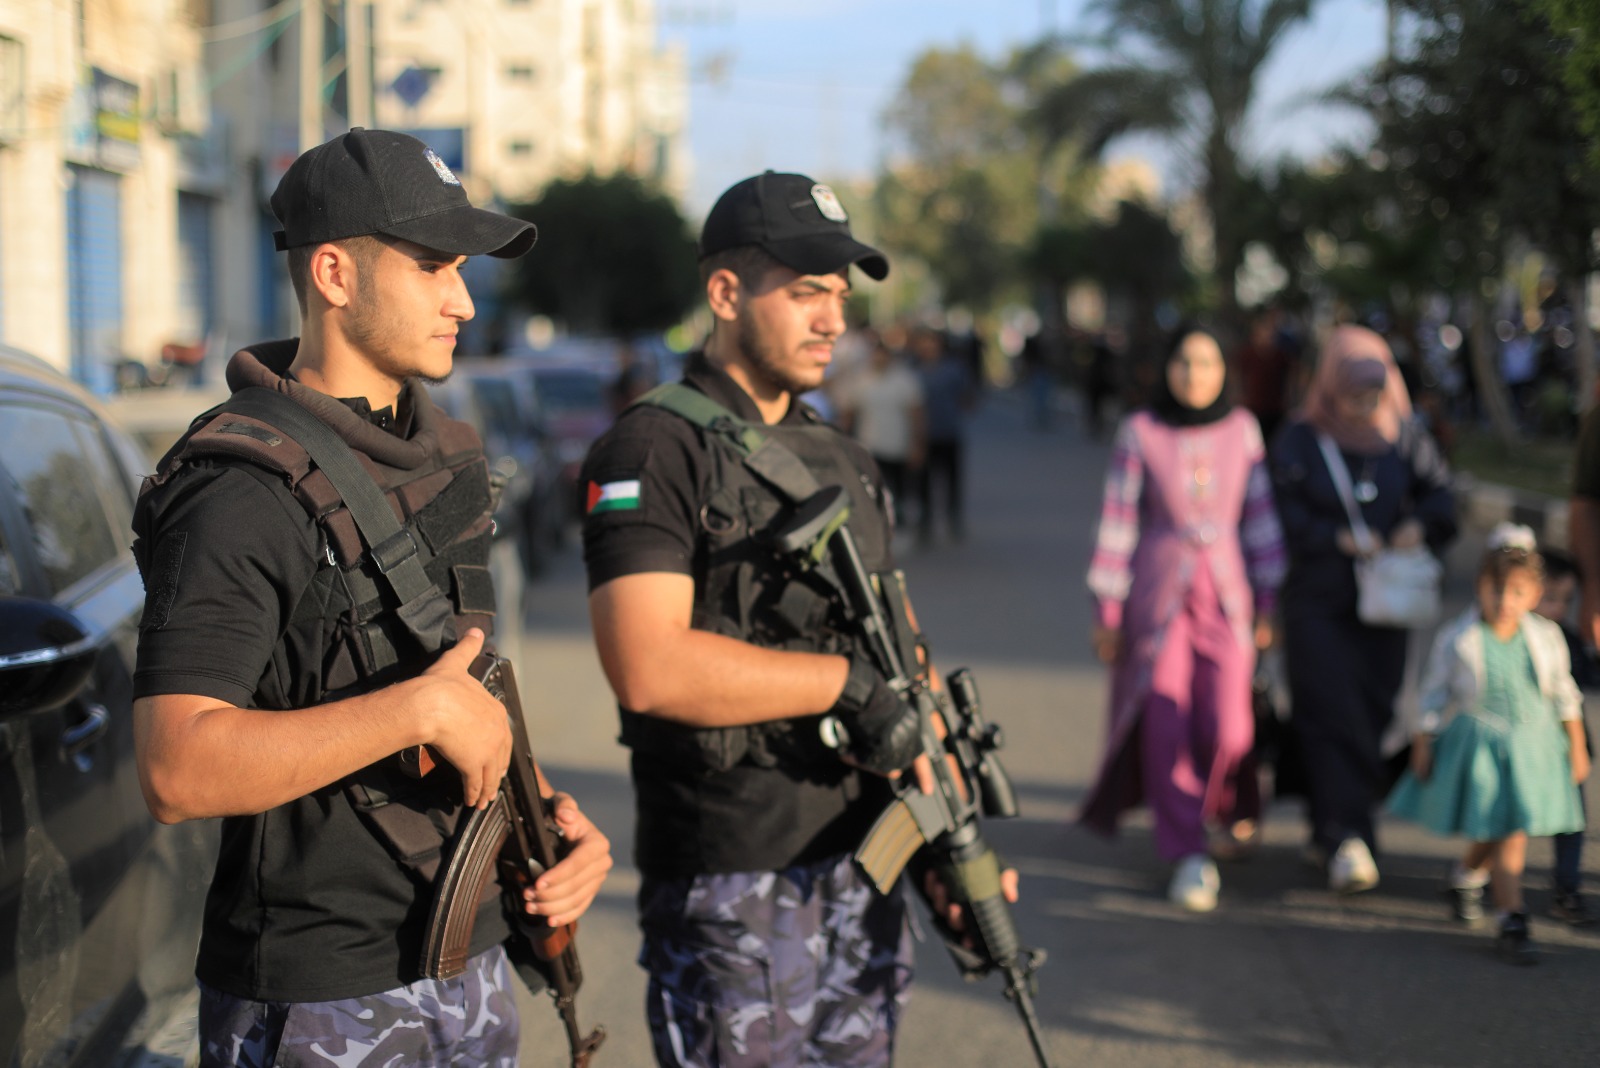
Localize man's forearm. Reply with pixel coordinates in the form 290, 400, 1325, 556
134, 681, 430, 823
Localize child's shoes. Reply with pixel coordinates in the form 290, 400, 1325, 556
1496, 912, 1537, 966
1549, 890, 1596, 928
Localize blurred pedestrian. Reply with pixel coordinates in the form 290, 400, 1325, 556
1388, 526, 1589, 964
1531, 547, 1596, 926
1237, 307, 1293, 445
911, 327, 974, 543
840, 337, 925, 524
1272, 325, 1456, 894
1082, 326, 1285, 912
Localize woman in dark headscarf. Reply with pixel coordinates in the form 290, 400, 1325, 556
1273, 325, 1457, 893
1082, 327, 1285, 911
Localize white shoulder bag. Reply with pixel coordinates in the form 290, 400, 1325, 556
1316, 433, 1442, 629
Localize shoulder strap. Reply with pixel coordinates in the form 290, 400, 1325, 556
222, 387, 456, 654
634, 382, 823, 503
1314, 432, 1374, 549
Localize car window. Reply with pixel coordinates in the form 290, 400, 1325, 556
0, 403, 124, 595
0, 523, 17, 596
533, 371, 606, 413
470, 378, 519, 435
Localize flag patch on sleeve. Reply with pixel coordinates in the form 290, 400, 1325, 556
587, 479, 641, 514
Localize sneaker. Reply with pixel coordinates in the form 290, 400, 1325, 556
1328, 838, 1379, 895
1549, 891, 1597, 928
1496, 912, 1537, 965
1169, 855, 1220, 912
1447, 883, 1486, 925
1209, 820, 1260, 862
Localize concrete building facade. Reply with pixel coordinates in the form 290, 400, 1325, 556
0, 0, 688, 387
0, 0, 218, 391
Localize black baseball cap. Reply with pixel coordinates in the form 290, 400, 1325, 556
271, 128, 536, 258
700, 171, 888, 281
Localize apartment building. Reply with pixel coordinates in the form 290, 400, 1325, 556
0, 0, 218, 390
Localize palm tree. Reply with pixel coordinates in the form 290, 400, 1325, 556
1059, 0, 1317, 324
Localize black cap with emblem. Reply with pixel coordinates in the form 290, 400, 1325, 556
700, 171, 888, 281
271, 128, 537, 259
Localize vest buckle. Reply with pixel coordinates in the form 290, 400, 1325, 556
371, 527, 420, 574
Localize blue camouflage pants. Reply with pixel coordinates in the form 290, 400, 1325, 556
197, 945, 519, 1067
638, 853, 914, 1068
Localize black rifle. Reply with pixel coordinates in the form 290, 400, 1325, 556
417, 655, 606, 1068
770, 486, 1056, 1068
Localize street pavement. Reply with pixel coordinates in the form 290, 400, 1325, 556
506, 391, 1600, 1068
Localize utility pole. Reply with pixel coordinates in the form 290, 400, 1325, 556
300, 0, 324, 150
346, 0, 372, 128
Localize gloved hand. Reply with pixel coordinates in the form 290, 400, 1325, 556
831, 649, 923, 775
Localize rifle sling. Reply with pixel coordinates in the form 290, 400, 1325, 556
633, 382, 823, 503
222, 387, 456, 654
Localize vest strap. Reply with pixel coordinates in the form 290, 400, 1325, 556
222, 388, 456, 654
634, 383, 822, 503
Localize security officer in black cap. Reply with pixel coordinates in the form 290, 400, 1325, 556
580, 172, 928, 1066
131, 129, 612, 1066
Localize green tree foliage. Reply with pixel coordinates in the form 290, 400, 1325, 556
506, 174, 699, 335
1078, 0, 1317, 322
1347, 0, 1600, 436
876, 44, 1095, 314
1529, 0, 1600, 172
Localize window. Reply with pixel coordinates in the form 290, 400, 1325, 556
0, 35, 23, 142
0, 404, 125, 595
505, 64, 535, 83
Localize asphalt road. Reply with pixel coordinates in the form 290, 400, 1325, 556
497, 391, 1600, 1068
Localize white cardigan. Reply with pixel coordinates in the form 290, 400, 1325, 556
1416, 608, 1583, 734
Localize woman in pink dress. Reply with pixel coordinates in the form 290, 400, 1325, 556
1082, 327, 1286, 911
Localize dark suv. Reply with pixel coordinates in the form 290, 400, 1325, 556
0, 345, 213, 1067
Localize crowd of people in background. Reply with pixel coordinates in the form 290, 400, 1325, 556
1077, 311, 1593, 967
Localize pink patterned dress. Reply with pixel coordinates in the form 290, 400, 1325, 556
1081, 409, 1286, 860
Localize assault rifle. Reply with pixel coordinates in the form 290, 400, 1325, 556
414, 655, 606, 1068
772, 486, 1056, 1068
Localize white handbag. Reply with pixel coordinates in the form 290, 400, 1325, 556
1316, 433, 1442, 629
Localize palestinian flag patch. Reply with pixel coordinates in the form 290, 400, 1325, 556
587, 479, 641, 514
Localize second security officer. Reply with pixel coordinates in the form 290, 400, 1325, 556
581, 172, 926, 1066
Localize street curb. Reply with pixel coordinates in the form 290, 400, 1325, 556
1457, 474, 1568, 550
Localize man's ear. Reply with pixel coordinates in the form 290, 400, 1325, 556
308, 243, 358, 310
705, 268, 741, 324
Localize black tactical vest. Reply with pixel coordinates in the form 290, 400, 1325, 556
617, 384, 895, 876
136, 380, 496, 879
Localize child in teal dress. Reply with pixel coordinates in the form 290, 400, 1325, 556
1388, 524, 1591, 963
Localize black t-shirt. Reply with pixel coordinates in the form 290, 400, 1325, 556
581, 353, 893, 877
133, 394, 505, 1002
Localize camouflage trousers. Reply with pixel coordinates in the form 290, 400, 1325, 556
638, 852, 914, 1068
197, 945, 519, 1067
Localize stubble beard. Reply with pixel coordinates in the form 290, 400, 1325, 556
345, 277, 450, 386
735, 311, 818, 396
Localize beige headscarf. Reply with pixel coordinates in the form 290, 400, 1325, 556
1300, 325, 1412, 455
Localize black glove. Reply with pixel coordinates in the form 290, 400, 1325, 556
832, 650, 923, 775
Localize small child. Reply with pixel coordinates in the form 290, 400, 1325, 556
1388, 524, 1591, 963
1534, 547, 1596, 926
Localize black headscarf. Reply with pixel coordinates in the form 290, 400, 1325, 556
1151, 323, 1233, 427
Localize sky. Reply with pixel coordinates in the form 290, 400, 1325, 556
660, 0, 1390, 217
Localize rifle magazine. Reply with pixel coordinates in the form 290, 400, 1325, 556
854, 798, 926, 895
421, 793, 512, 980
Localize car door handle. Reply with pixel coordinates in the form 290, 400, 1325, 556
60, 703, 109, 771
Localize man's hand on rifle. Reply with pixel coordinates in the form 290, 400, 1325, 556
922, 866, 1022, 951
831, 649, 923, 776
514, 791, 614, 928
410, 628, 513, 809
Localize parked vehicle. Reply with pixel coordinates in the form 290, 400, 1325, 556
0, 345, 215, 1068
429, 359, 565, 576
514, 362, 616, 514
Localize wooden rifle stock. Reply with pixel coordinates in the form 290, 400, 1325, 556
418, 654, 605, 1067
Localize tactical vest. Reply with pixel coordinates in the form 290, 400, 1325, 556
136, 386, 497, 880
617, 383, 892, 778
